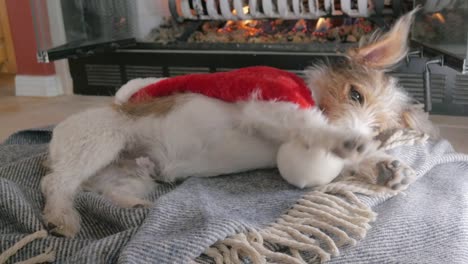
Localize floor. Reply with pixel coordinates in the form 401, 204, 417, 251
0, 91, 468, 153
0, 95, 111, 140
0, 73, 14, 96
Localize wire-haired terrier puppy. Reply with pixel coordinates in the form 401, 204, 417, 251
41, 9, 436, 237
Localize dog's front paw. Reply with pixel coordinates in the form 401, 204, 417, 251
377, 159, 415, 191
331, 133, 370, 159
43, 207, 81, 237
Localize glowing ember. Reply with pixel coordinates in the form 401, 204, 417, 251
355, 18, 373, 33
431, 13, 446, 23
313, 18, 332, 37
292, 19, 308, 33
189, 17, 377, 44
217, 18, 260, 37
233, 6, 249, 16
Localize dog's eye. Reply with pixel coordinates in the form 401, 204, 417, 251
349, 86, 364, 104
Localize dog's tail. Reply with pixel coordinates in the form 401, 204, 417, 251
114, 77, 166, 105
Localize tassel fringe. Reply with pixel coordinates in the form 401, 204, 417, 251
199, 129, 428, 263
0, 230, 55, 264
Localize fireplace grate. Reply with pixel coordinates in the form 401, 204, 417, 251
170, 0, 400, 21
85, 64, 122, 87
126, 65, 165, 79
392, 73, 445, 104
169, 66, 211, 76
454, 75, 468, 105
80, 63, 446, 106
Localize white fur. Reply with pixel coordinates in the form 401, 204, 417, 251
82, 157, 157, 208
277, 141, 344, 188
114, 77, 166, 105
42, 94, 366, 237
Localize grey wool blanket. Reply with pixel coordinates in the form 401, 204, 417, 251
1, 127, 468, 264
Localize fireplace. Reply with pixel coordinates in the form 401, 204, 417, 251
149, 1, 386, 48
31, 0, 468, 115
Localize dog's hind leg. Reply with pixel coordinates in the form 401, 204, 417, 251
41, 109, 128, 237
42, 136, 126, 237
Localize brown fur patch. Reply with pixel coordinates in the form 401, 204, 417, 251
347, 9, 416, 70
309, 61, 402, 133
112, 94, 189, 118
401, 105, 439, 138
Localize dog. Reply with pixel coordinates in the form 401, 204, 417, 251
41, 10, 436, 237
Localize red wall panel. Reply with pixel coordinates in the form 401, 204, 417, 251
6, 0, 55, 75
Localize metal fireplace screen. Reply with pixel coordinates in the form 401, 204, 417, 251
33, 0, 409, 61
169, 0, 384, 20
142, 0, 406, 51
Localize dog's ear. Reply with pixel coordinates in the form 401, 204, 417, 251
401, 103, 439, 138
347, 9, 419, 70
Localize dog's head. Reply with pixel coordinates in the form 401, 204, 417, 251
306, 9, 438, 138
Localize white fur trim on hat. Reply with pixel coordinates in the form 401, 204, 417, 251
114, 77, 167, 105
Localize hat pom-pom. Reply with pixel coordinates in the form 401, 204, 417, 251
277, 141, 344, 188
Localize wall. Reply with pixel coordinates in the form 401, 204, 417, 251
0, 0, 17, 73
5, 0, 55, 75
5, 0, 172, 95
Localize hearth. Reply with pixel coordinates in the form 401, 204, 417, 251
30, 0, 468, 115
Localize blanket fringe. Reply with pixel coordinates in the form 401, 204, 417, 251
317, 181, 396, 196
0, 230, 55, 264
204, 190, 374, 263
379, 129, 428, 151
199, 130, 428, 263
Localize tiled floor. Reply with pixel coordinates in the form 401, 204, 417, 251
0, 94, 467, 153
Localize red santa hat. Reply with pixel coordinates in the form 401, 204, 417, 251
117, 66, 315, 109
